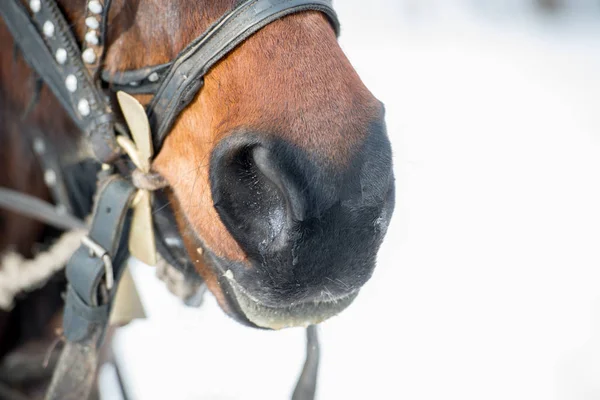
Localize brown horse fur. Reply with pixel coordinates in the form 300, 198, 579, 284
101, 1, 384, 312
0, 0, 388, 391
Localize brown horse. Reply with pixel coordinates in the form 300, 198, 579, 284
0, 0, 394, 396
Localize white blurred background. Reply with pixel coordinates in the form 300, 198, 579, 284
108, 1, 600, 399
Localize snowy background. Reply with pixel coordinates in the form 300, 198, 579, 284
105, 1, 600, 399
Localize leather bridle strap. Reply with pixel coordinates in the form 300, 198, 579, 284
0, 187, 85, 231
146, 0, 339, 151
0, 0, 119, 162
45, 176, 136, 400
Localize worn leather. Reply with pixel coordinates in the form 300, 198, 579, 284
64, 176, 136, 343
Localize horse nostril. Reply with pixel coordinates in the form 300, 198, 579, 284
251, 146, 305, 221
211, 141, 304, 257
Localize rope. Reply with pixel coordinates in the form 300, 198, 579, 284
0, 230, 86, 310
0, 168, 168, 311
131, 169, 168, 191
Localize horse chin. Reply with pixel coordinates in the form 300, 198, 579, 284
221, 273, 359, 330
199, 247, 359, 330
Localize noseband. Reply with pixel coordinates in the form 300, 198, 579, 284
0, 0, 339, 398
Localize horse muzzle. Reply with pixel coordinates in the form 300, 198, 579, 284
202, 122, 394, 329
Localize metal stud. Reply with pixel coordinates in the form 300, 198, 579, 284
43, 21, 55, 38
55, 48, 67, 65
85, 16, 100, 29
44, 170, 57, 186
85, 31, 99, 46
33, 138, 45, 154
88, 0, 103, 14
82, 48, 96, 64
30, 0, 41, 13
65, 75, 77, 92
148, 72, 159, 82
78, 99, 90, 116
129, 81, 140, 87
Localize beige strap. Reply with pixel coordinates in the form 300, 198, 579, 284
109, 266, 146, 326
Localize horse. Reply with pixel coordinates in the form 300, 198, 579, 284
0, 0, 394, 397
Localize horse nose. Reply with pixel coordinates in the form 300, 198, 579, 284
210, 136, 306, 258
210, 125, 394, 306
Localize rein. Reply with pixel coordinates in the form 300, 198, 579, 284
0, 0, 340, 398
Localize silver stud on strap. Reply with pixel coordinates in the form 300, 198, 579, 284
29, 0, 41, 13
78, 99, 90, 116
129, 81, 140, 87
43, 21, 55, 38
65, 75, 77, 92
85, 31, 99, 45
82, 48, 97, 64
33, 138, 46, 154
88, 0, 103, 14
44, 170, 57, 186
148, 72, 159, 82
85, 16, 100, 29
55, 48, 67, 65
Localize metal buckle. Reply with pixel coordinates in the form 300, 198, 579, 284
81, 236, 114, 290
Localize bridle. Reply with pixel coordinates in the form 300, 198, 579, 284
0, 0, 339, 399
1, 0, 339, 161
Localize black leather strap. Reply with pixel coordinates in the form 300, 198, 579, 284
0, 187, 85, 231
45, 178, 134, 400
292, 326, 320, 400
63, 176, 136, 343
147, 0, 339, 151
101, 62, 171, 94
0, 0, 119, 162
